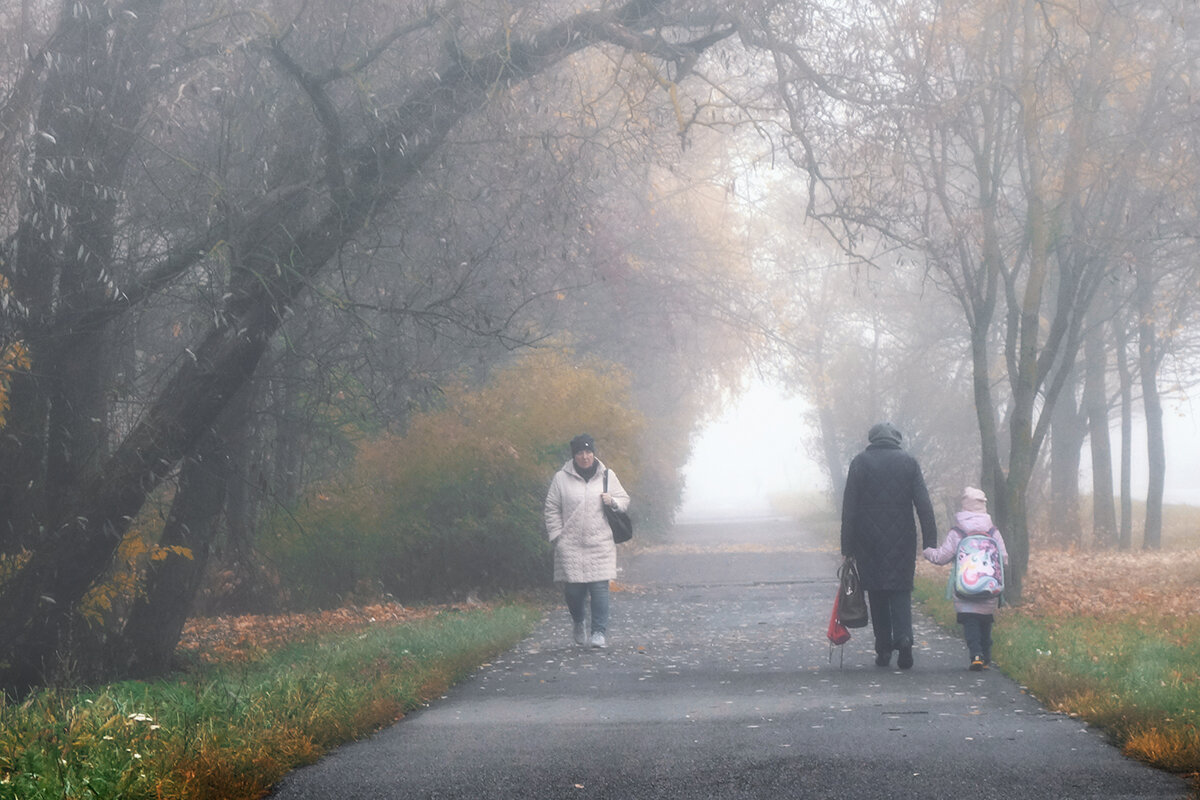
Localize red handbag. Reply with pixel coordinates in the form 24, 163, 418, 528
827, 589, 850, 646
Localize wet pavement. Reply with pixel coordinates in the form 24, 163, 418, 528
268, 517, 1190, 799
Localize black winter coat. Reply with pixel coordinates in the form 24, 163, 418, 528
840, 442, 938, 592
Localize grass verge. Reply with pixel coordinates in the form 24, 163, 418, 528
914, 574, 1200, 792
0, 603, 539, 800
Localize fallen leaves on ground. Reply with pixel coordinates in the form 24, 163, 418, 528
1023, 549, 1200, 618
177, 603, 466, 664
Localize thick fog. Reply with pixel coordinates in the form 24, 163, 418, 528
679, 380, 828, 520
680, 381, 1200, 520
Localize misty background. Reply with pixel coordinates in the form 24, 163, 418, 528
681, 379, 1200, 519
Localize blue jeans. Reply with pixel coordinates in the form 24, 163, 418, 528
867, 589, 913, 655
564, 581, 610, 634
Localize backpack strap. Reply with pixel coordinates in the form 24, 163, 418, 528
954, 526, 998, 538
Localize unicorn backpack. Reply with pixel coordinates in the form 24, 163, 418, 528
950, 527, 1004, 599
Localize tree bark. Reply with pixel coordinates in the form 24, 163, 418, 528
1114, 318, 1134, 550
1084, 318, 1117, 548
1048, 371, 1085, 545
115, 431, 229, 677
1136, 261, 1165, 550
115, 371, 264, 676
0, 0, 162, 552
817, 401, 846, 505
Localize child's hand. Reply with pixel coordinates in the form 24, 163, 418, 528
922, 547, 937, 562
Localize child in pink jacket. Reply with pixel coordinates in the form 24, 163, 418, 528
923, 487, 1009, 671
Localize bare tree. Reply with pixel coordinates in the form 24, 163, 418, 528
756, 0, 1200, 596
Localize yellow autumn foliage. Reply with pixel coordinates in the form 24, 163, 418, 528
266, 349, 644, 607
0, 340, 31, 430
78, 493, 194, 629
360, 348, 642, 490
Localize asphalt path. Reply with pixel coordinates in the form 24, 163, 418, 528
268, 517, 1189, 799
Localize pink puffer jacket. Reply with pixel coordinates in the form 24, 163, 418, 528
923, 510, 1009, 614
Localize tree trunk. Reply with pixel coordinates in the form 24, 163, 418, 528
0, 306, 275, 694
115, 432, 229, 677
1084, 318, 1117, 547
1114, 318, 1134, 550
1048, 371, 1085, 545
115, 372, 264, 676
816, 402, 846, 504
0, 0, 161, 552
269, 348, 309, 508
1136, 262, 1165, 550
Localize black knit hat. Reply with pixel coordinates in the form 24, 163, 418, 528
570, 434, 595, 455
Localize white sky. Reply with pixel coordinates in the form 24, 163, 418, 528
679, 379, 1200, 520
678, 380, 827, 519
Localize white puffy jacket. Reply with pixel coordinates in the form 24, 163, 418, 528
544, 458, 630, 583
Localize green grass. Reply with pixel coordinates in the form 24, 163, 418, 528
915, 576, 1200, 788
0, 603, 539, 800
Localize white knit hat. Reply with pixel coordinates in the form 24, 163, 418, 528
961, 486, 987, 513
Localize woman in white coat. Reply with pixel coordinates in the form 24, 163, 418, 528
544, 433, 630, 648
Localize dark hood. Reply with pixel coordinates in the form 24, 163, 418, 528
867, 422, 902, 448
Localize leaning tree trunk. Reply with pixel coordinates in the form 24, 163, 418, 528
114, 379, 259, 677
0, 300, 277, 695
0, 184, 359, 695
115, 431, 229, 678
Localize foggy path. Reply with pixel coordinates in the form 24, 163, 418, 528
268, 518, 1187, 799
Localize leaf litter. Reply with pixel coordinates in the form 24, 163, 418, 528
177, 603, 466, 663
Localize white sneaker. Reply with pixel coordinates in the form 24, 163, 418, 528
573, 621, 587, 646
590, 631, 607, 649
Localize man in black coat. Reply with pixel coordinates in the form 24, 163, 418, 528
840, 422, 938, 669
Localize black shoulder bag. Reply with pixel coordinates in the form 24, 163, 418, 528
602, 469, 633, 543
837, 557, 869, 628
